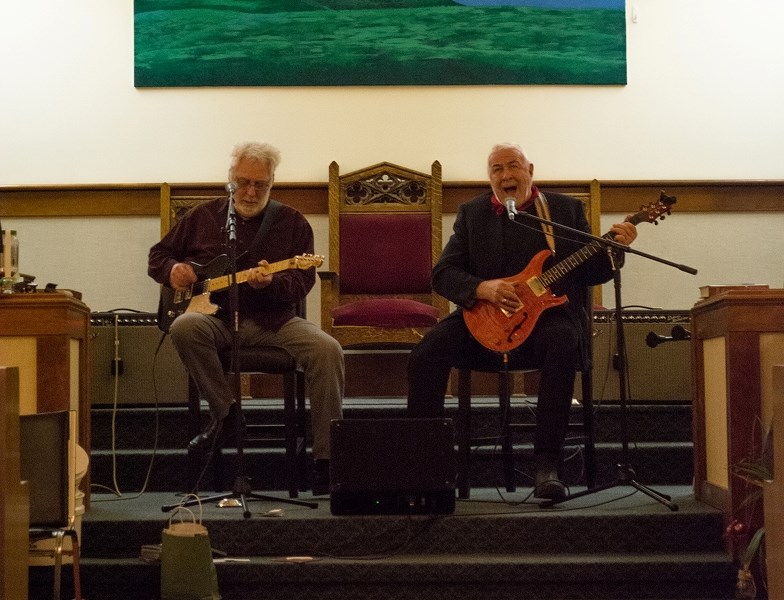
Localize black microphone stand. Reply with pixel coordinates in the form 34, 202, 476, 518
164, 185, 316, 517
509, 193, 695, 511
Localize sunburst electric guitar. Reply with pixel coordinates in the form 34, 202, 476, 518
158, 253, 323, 332
463, 196, 676, 353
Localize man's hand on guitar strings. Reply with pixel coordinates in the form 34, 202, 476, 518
170, 262, 198, 291
476, 279, 521, 311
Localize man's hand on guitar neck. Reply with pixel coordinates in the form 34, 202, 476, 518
247, 260, 273, 290
610, 221, 638, 246
170, 262, 198, 291
476, 279, 521, 311
168, 258, 276, 291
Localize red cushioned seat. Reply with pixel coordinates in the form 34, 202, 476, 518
332, 298, 439, 328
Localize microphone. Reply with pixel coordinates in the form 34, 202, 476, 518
225, 183, 237, 242
504, 198, 518, 221
645, 325, 691, 348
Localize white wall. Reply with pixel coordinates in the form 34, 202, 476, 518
1, 1, 783, 313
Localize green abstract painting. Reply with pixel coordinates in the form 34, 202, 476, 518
134, 0, 626, 87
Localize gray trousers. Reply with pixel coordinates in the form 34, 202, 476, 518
169, 312, 344, 460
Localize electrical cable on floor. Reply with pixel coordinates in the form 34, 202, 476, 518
464, 394, 592, 508
319, 512, 447, 561
91, 310, 161, 502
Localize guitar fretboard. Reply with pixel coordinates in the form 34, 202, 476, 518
537, 210, 650, 290
205, 258, 298, 294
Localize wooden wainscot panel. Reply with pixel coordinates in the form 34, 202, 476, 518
3, 180, 784, 217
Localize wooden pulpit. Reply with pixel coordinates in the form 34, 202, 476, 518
764, 365, 783, 599
1, 367, 28, 600
0, 292, 91, 504
691, 289, 784, 531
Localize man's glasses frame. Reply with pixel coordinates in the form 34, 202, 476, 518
234, 178, 271, 193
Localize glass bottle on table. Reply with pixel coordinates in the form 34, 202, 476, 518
1, 230, 19, 293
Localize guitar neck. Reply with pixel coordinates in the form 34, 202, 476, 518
538, 234, 611, 288
205, 258, 299, 294
538, 211, 648, 289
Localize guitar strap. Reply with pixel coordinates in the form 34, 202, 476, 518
245, 199, 282, 258
534, 192, 556, 255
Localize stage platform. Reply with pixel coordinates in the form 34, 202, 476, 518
30, 486, 737, 600
27, 395, 737, 599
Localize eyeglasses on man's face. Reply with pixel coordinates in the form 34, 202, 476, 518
234, 178, 271, 193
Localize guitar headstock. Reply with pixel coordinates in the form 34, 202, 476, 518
628, 191, 677, 226
293, 254, 325, 269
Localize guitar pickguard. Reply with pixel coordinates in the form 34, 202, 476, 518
186, 292, 219, 317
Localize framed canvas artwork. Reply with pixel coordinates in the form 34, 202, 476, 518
134, 0, 626, 87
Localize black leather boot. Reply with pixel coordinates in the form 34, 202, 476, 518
187, 403, 244, 451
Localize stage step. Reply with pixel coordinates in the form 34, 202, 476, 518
35, 551, 733, 600
32, 488, 735, 600
36, 402, 732, 600
90, 399, 693, 449
89, 401, 694, 494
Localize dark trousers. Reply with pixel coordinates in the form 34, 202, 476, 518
407, 309, 579, 456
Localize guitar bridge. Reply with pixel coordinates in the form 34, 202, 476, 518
500, 305, 523, 318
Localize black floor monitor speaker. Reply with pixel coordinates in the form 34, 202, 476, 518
330, 418, 456, 516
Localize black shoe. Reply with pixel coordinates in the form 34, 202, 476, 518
187, 403, 244, 451
534, 476, 567, 501
533, 453, 567, 501
312, 459, 330, 496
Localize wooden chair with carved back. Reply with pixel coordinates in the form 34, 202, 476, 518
319, 161, 449, 365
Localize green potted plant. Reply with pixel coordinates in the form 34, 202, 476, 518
728, 428, 773, 599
